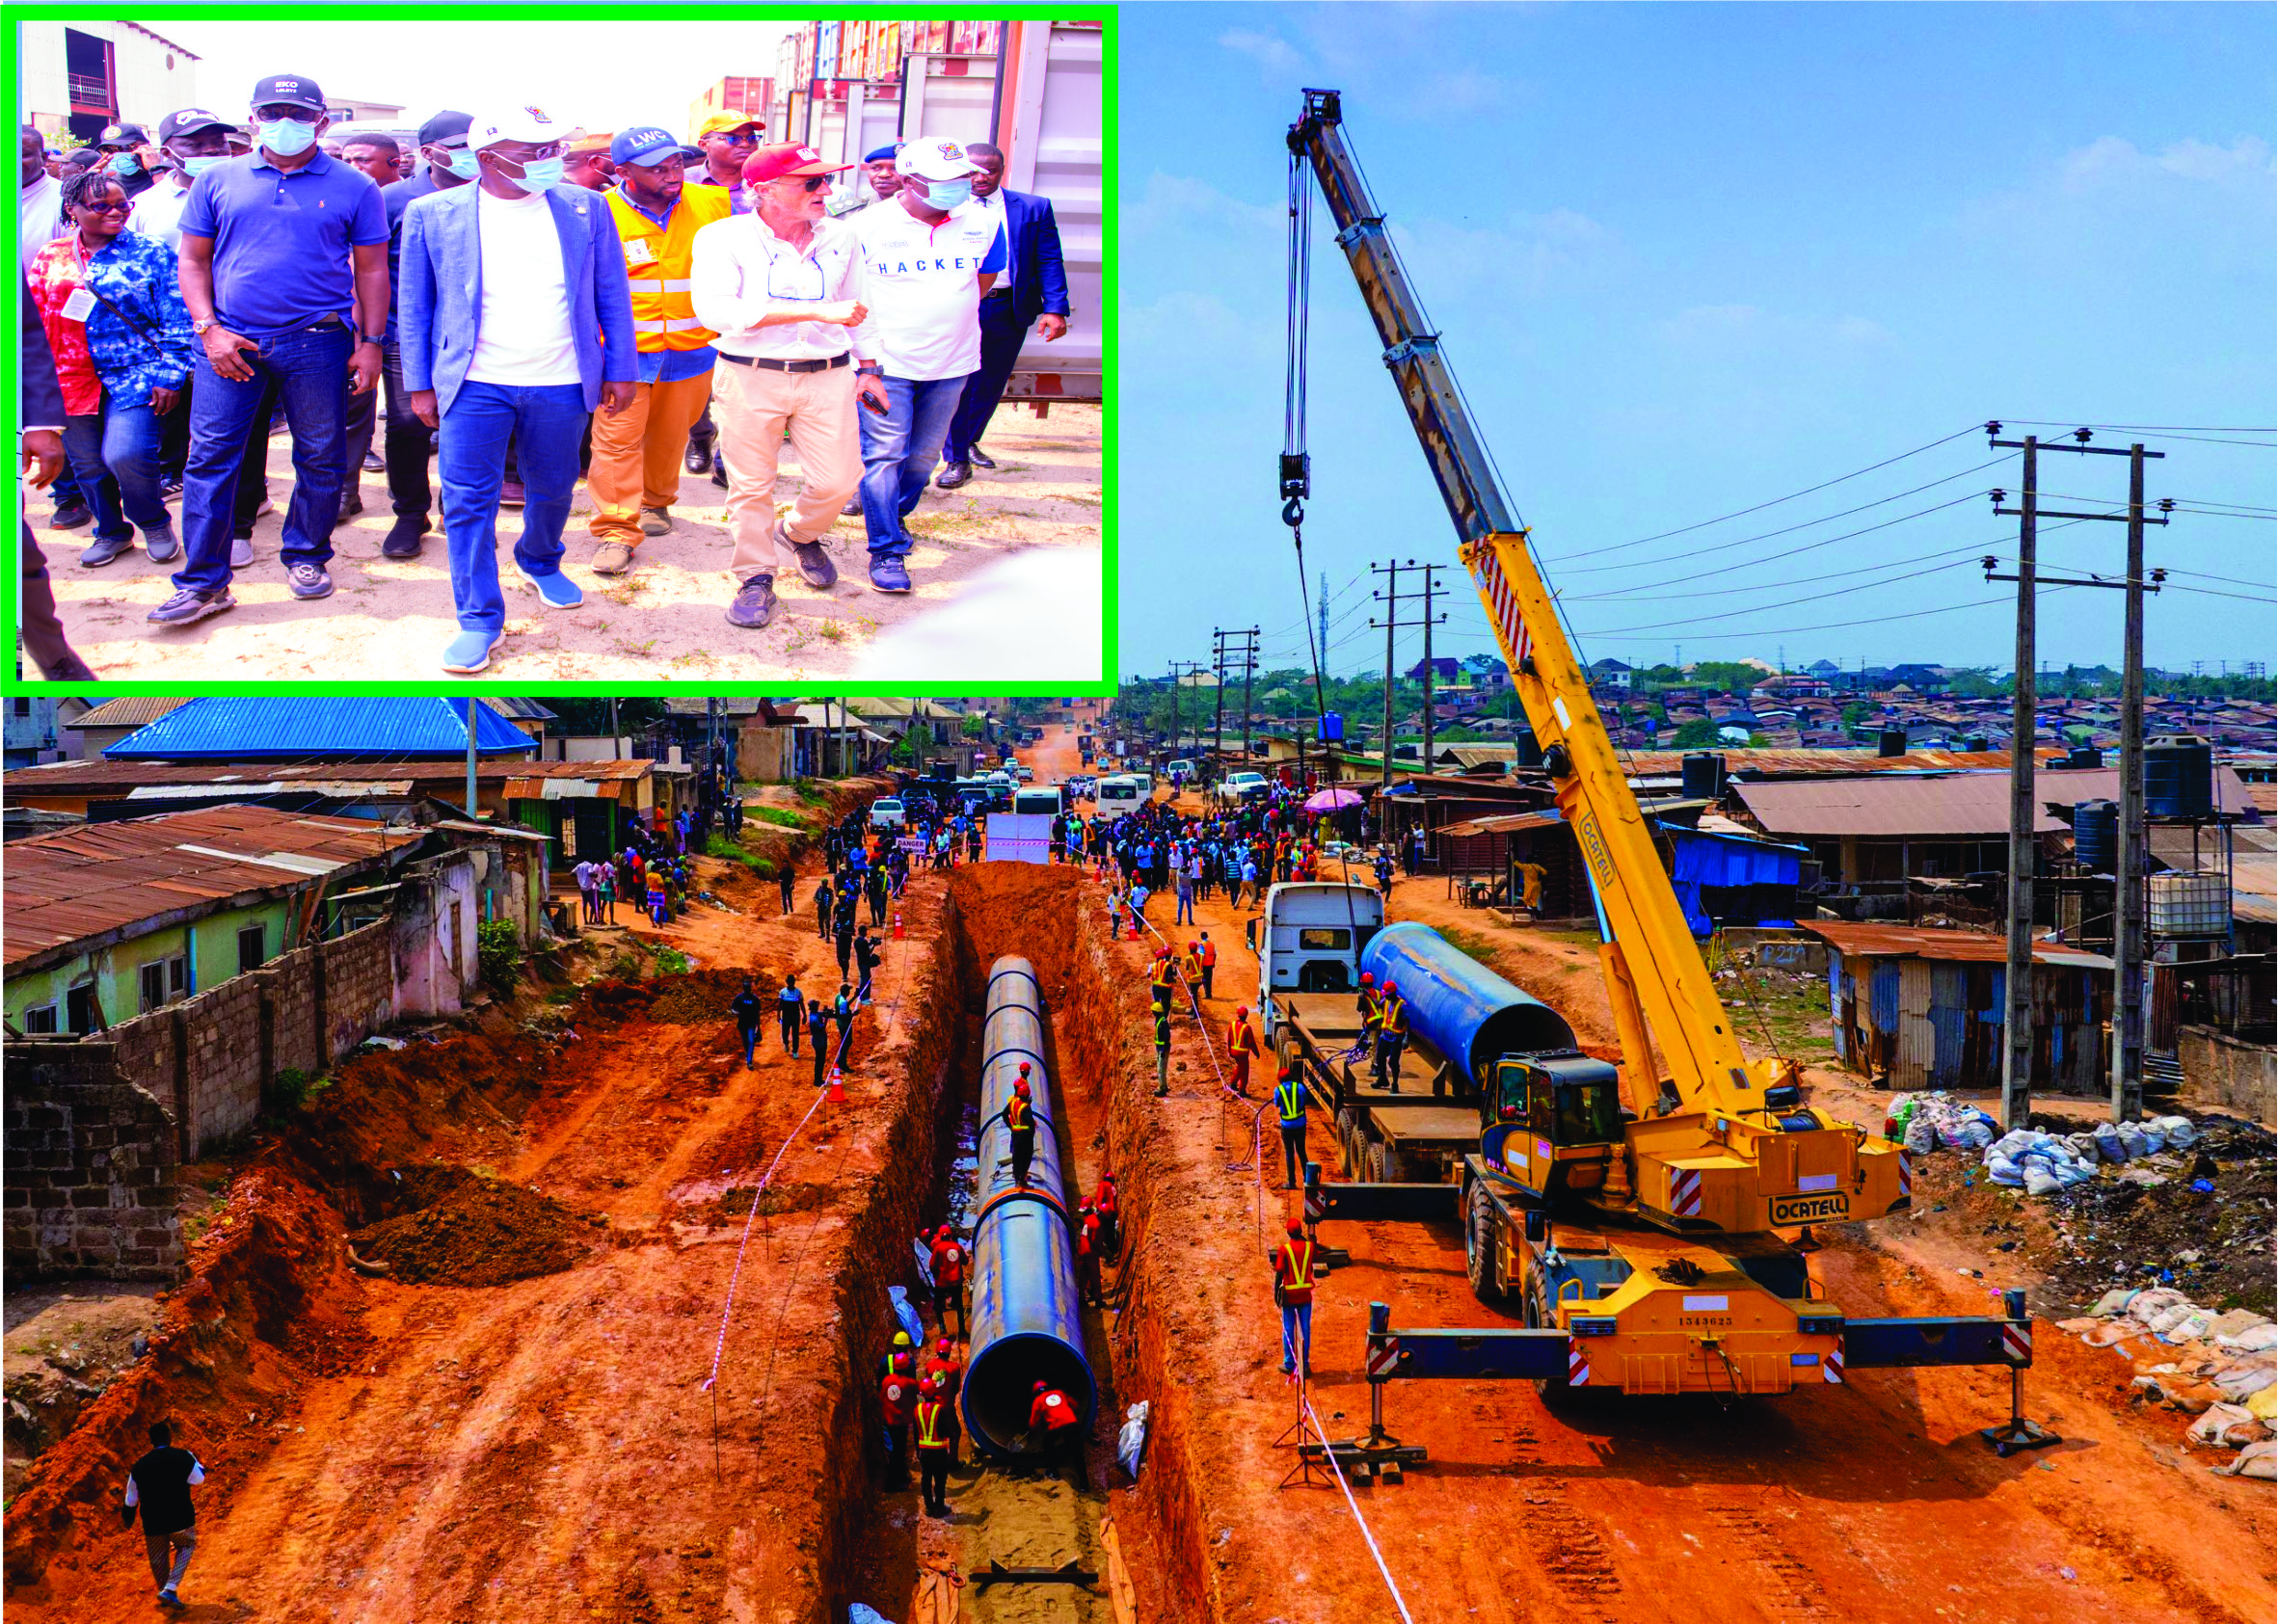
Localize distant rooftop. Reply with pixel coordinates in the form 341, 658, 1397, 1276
103, 697, 540, 760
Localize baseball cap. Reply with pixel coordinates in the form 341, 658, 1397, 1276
250, 74, 326, 114
741, 142, 853, 187
157, 109, 231, 145
696, 113, 763, 140
415, 110, 475, 149
895, 136, 981, 182
96, 121, 149, 147
469, 105, 583, 152
611, 125, 700, 167
567, 131, 615, 157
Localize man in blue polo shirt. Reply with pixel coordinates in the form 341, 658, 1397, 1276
154, 72, 389, 628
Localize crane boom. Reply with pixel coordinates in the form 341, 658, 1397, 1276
1285, 89, 1907, 1236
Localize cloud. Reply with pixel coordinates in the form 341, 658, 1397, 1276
1218, 28, 1303, 75
2059, 134, 2274, 192
1386, 206, 1616, 301
1125, 171, 1283, 244
1125, 290, 1281, 374
1654, 305, 1895, 361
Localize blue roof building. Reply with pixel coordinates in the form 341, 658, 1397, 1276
103, 698, 541, 760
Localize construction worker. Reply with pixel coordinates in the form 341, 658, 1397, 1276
1354, 972, 1383, 1074
1179, 939, 1204, 994
1026, 1380, 1084, 1485
1375, 979, 1408, 1094
1272, 1217, 1317, 1378
1002, 1069, 1037, 1185
878, 1329, 917, 1380
915, 1377, 954, 1514
924, 1338, 964, 1460
731, 977, 764, 1069
928, 1225, 966, 1337
586, 126, 732, 574
1227, 1005, 1262, 1098
880, 1366, 916, 1489
807, 998, 832, 1087
1274, 1061, 1308, 1190
1153, 998, 1171, 1097
1147, 945, 1175, 1013
1074, 1201, 1103, 1307
1092, 1173, 1119, 1257
1194, 930, 1217, 1000
1515, 859, 1548, 914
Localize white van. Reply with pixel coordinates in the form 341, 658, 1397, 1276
1012, 785, 1064, 817
1095, 774, 1143, 812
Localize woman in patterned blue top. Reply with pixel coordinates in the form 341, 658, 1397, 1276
26, 170, 196, 567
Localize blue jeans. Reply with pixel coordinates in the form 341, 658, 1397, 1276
942, 296, 1028, 464
856, 372, 968, 556
176, 322, 351, 593
740, 1025, 760, 1068
61, 394, 169, 545
1280, 1299, 1312, 1373
438, 381, 588, 633
1175, 890, 1194, 925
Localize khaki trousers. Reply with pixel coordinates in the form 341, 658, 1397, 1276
711, 358, 863, 582
585, 370, 716, 548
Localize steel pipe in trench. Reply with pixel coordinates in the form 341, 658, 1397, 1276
961, 955, 1098, 1457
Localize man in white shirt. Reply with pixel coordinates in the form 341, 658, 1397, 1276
690, 143, 884, 630
18, 124, 63, 273
848, 137, 1004, 595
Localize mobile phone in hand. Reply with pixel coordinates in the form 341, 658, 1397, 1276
859, 387, 890, 416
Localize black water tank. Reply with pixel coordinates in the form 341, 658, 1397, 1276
1681, 752, 1727, 800
1515, 730, 1544, 769
2073, 799, 2118, 873
2066, 745, 2103, 769
1878, 729, 1909, 758
2145, 734, 2214, 818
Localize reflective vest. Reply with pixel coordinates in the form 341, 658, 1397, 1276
1196, 940, 1217, 968
1278, 1237, 1317, 1301
1382, 995, 1407, 1037
915, 1399, 951, 1450
1275, 1075, 1306, 1130
603, 183, 731, 351
1357, 990, 1382, 1033
1149, 959, 1174, 996
1005, 1096, 1032, 1133
1229, 1018, 1261, 1058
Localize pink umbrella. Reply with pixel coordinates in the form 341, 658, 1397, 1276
1303, 786, 1362, 812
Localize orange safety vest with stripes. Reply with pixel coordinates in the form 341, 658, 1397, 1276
1276, 1236, 1317, 1303
1381, 993, 1407, 1037
1149, 958, 1174, 998
1357, 989, 1382, 1034
603, 183, 732, 352
1005, 1096, 1032, 1133
915, 1398, 951, 1450
1196, 940, 1217, 968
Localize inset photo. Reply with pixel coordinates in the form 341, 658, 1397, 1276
14, 14, 1106, 685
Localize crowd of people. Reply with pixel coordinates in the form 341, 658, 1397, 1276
19, 72, 1075, 677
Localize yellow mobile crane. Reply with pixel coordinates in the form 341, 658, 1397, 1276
1283, 90, 2052, 1452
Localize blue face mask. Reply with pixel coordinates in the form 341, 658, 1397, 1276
437, 147, 480, 180
256, 117, 317, 157
108, 152, 141, 177
918, 175, 972, 210
503, 155, 564, 196
178, 154, 226, 181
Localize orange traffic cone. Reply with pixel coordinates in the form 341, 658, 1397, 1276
893, 911, 905, 940
827, 1067, 846, 1104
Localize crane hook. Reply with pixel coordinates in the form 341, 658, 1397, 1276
1282, 496, 1305, 529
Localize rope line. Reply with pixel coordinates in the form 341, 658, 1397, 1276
1301, 1395, 1418, 1623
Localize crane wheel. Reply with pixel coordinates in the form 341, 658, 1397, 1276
1464, 1182, 1504, 1305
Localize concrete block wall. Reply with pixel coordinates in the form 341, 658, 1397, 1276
3, 1044, 183, 1281
321, 923, 395, 1058
176, 973, 266, 1154
260, 942, 322, 1079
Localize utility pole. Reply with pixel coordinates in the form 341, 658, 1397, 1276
1986, 423, 2168, 1128
1371, 560, 1442, 790
1166, 661, 1205, 758
1229, 628, 1260, 764
1211, 628, 1231, 760
1317, 574, 1330, 670
465, 697, 478, 819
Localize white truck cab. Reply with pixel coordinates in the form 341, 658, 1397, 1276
1243, 882, 1385, 1042
1095, 774, 1143, 812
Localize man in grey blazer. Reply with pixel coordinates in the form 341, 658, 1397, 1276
400, 105, 635, 674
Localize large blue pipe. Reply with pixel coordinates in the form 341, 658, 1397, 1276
1359, 921, 1578, 1091
961, 956, 1098, 1457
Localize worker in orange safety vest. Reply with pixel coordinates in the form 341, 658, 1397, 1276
1147, 946, 1175, 1012
998, 1068, 1037, 1186
1227, 1005, 1263, 1097
915, 1378, 954, 1514
1273, 1217, 1317, 1378
1194, 931, 1218, 1001
924, 1339, 963, 1460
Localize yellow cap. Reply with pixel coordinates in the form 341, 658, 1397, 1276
893, 1331, 911, 1346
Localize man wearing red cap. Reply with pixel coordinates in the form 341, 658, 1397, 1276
1227, 1005, 1263, 1098
924, 1338, 964, 1461
927, 1224, 966, 1337
879, 1364, 916, 1489
689, 142, 882, 630
914, 1377, 954, 1514
996, 1066, 1037, 1186
1273, 1217, 1317, 1377
1026, 1380, 1084, 1484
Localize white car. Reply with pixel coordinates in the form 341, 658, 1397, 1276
870, 798, 907, 831
1223, 771, 1270, 801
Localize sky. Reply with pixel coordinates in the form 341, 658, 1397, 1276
1120, 3, 2277, 682
158, 19, 796, 144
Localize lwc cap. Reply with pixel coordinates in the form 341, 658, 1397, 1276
894, 136, 980, 182
469, 106, 583, 152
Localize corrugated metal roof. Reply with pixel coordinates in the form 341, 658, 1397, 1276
67, 697, 192, 731
103, 698, 540, 759
1437, 811, 1566, 838
481, 697, 560, 723
1620, 747, 2064, 778
8, 759, 653, 795
1733, 766, 2251, 839
1800, 921, 2112, 969
4, 807, 421, 969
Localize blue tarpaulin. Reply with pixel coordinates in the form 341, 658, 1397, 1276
105, 698, 540, 759
1655, 821, 1806, 937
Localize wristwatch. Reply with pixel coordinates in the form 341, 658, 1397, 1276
359, 333, 386, 346
857, 363, 882, 377
193, 319, 217, 335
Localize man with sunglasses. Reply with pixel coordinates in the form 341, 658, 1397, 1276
158, 73, 389, 628
584, 124, 729, 575
365, 110, 475, 558
690, 143, 879, 627
691, 114, 762, 216
399, 105, 636, 674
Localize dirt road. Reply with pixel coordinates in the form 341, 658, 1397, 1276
38, 402, 1100, 683
1059, 775, 2275, 1624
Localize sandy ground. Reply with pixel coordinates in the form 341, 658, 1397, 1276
35, 401, 1101, 683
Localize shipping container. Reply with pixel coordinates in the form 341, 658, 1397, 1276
817, 21, 839, 79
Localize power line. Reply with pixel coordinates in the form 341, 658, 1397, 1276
1557, 539, 1999, 605
1539, 422, 1988, 564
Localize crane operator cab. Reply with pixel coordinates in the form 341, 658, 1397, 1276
1483, 1051, 1626, 1200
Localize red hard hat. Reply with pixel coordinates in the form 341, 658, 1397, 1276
936, 1224, 951, 1239
1018, 1061, 1031, 1076
920, 1377, 936, 1394
1287, 1218, 1305, 1237
1156, 946, 1170, 959
1237, 1005, 1249, 1018
1383, 980, 1397, 994
1032, 1380, 1047, 1394
1014, 1079, 1031, 1095
936, 1338, 951, 1353
1359, 972, 1374, 985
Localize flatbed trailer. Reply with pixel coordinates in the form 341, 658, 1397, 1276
1275, 991, 1481, 1183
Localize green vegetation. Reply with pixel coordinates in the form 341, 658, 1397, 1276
650, 944, 691, 976
1670, 718, 1723, 748
476, 919, 523, 991
752, 806, 809, 830
791, 780, 827, 806
705, 832, 778, 880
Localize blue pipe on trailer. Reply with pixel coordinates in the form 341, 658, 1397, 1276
1359, 921, 1578, 1090
961, 955, 1099, 1458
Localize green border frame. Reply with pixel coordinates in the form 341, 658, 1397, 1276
6, 6, 1114, 699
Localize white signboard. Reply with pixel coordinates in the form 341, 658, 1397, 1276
986, 812, 1055, 865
